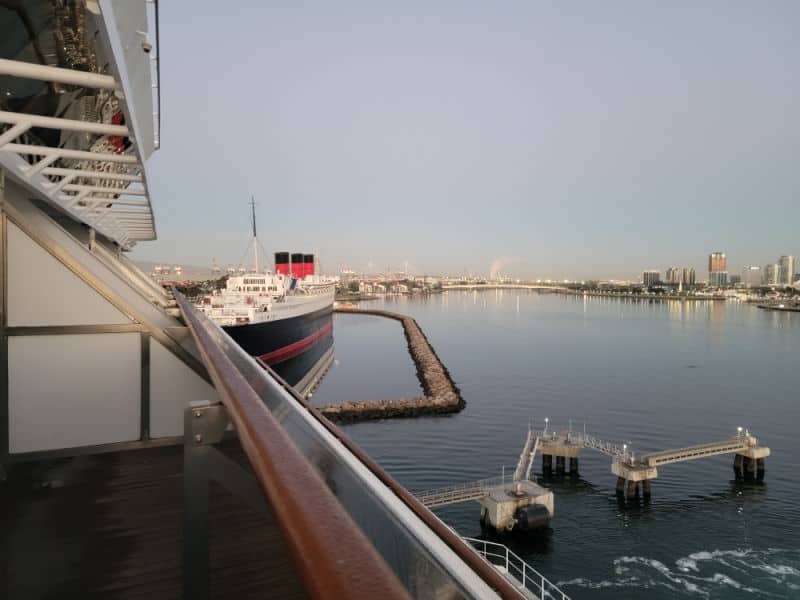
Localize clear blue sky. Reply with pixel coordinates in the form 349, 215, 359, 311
133, 0, 799, 279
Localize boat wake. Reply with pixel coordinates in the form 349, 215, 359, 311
558, 548, 800, 598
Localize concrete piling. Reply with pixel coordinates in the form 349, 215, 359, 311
616, 477, 625, 495
569, 457, 579, 476
757, 458, 765, 481
555, 456, 565, 475
733, 454, 743, 480
542, 454, 553, 475
743, 456, 755, 481
626, 480, 639, 499
642, 480, 651, 498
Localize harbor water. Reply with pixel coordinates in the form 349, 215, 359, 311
312, 290, 800, 599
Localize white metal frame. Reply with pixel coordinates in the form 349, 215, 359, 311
464, 538, 571, 600
0, 59, 155, 248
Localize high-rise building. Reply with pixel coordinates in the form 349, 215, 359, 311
741, 266, 762, 287
708, 252, 727, 273
708, 252, 727, 287
665, 267, 680, 284
778, 255, 795, 285
682, 267, 696, 286
763, 263, 780, 286
709, 271, 728, 287
642, 270, 660, 286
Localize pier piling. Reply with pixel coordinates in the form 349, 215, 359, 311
757, 458, 765, 481
743, 456, 755, 481
616, 477, 625, 496
733, 454, 743, 480
626, 480, 639, 499
569, 457, 579, 476
555, 456, 565, 475
642, 479, 652, 498
542, 454, 553, 475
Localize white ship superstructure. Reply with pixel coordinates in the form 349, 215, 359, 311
199, 270, 335, 327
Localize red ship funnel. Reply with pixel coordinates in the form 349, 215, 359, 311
303, 254, 314, 277
290, 253, 304, 278
274, 252, 290, 275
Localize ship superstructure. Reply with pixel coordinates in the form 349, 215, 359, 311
197, 202, 335, 390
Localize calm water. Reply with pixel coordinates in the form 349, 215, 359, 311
312, 291, 800, 599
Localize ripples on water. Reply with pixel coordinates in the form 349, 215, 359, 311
312, 292, 800, 599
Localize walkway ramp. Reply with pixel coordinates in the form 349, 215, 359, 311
513, 429, 538, 482
640, 436, 769, 467
415, 477, 500, 508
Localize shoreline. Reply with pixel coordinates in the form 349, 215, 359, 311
557, 291, 727, 301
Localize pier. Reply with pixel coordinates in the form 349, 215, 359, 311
536, 425, 770, 500
317, 307, 465, 422
415, 429, 555, 533
414, 425, 771, 532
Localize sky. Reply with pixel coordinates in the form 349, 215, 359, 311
133, 1, 799, 280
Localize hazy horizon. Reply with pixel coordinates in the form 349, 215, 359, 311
132, 1, 799, 280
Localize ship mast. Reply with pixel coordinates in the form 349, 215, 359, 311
250, 196, 259, 273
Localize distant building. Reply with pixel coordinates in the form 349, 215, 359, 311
708, 252, 727, 287
708, 252, 727, 273
642, 270, 660, 286
709, 271, 728, 287
665, 266, 695, 285
741, 266, 762, 287
763, 263, 780, 286
664, 267, 680, 284
728, 274, 741, 285
778, 255, 795, 285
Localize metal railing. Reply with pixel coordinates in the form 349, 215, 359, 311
415, 475, 501, 508
464, 538, 571, 600
640, 436, 752, 467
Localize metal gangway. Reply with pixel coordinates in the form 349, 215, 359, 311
513, 428, 540, 482
415, 475, 505, 508
417, 428, 542, 509
639, 436, 764, 467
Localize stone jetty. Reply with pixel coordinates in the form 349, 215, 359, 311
317, 307, 465, 422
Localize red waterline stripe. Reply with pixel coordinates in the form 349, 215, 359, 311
257, 321, 333, 366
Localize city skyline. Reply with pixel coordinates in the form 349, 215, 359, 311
132, 1, 799, 279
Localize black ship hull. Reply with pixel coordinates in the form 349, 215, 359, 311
222, 305, 333, 387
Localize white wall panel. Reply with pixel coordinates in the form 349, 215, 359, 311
7, 220, 130, 326
149, 339, 218, 438
9, 333, 141, 453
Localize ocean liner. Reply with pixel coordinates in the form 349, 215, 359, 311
197, 203, 335, 392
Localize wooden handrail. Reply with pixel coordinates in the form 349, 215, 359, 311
176, 293, 411, 600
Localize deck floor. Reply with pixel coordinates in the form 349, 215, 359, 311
1, 443, 307, 599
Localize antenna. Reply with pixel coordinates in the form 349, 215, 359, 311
250, 197, 259, 273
